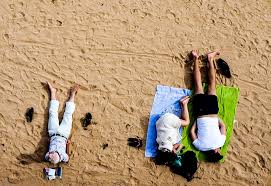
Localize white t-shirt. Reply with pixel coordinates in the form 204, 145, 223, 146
156, 113, 182, 151
192, 117, 226, 151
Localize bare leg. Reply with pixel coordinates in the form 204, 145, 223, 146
207, 51, 220, 95
68, 84, 80, 102
48, 81, 57, 100
192, 50, 203, 94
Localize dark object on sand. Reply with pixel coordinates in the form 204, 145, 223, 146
127, 136, 143, 148
82, 112, 92, 128
25, 107, 34, 123
102, 143, 108, 149
56, 167, 63, 178
170, 151, 198, 182
155, 150, 177, 165
216, 58, 232, 78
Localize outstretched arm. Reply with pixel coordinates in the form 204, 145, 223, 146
218, 118, 226, 135
179, 96, 190, 126
190, 121, 197, 141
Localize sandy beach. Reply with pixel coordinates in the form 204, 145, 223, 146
0, 0, 270, 185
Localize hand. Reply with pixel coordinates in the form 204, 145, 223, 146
173, 143, 180, 154
180, 96, 190, 106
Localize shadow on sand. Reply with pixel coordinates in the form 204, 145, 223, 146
17, 83, 51, 165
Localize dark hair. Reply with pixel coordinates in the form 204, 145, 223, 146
204, 150, 223, 162
155, 150, 177, 165
216, 58, 231, 78
170, 151, 198, 181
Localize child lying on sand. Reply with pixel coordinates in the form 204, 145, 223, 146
45, 82, 79, 164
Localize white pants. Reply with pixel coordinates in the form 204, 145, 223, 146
48, 100, 75, 139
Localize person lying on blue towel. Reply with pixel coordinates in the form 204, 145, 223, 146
155, 96, 190, 164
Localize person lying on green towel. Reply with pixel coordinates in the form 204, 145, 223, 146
190, 50, 226, 162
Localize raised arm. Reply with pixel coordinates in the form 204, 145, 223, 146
179, 96, 190, 126
218, 118, 226, 135
190, 121, 198, 141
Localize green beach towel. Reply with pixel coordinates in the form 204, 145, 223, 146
181, 85, 240, 162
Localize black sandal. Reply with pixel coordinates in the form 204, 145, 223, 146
127, 136, 143, 148
81, 112, 92, 128
25, 107, 34, 123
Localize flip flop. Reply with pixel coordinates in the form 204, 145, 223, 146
25, 107, 34, 123
82, 112, 92, 128
127, 136, 143, 148
216, 58, 232, 78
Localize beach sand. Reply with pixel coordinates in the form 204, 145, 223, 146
0, 0, 270, 185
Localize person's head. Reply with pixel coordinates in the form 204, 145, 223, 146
155, 149, 177, 165
170, 151, 198, 181
204, 148, 223, 162
48, 151, 60, 164
158, 140, 174, 152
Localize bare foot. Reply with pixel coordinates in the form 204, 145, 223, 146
207, 50, 220, 62
47, 81, 57, 100
70, 84, 80, 95
180, 96, 190, 105
68, 84, 80, 102
47, 81, 56, 92
192, 50, 199, 60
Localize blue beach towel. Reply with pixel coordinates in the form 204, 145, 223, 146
145, 85, 191, 157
